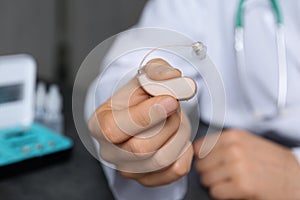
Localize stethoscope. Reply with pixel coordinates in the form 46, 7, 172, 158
235, 0, 288, 120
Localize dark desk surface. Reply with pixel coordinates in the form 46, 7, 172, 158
0, 87, 211, 200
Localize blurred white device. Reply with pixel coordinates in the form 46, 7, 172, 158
0, 54, 36, 129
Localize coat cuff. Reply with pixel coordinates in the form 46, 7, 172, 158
292, 148, 300, 165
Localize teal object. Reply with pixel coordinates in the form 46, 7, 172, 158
0, 123, 73, 166
236, 0, 283, 28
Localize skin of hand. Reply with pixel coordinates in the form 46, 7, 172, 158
88, 58, 194, 186
193, 129, 300, 200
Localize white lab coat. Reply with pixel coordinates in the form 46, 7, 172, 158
85, 0, 300, 199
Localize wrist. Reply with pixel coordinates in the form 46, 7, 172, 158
286, 149, 300, 199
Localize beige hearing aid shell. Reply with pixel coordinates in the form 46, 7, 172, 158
138, 73, 197, 100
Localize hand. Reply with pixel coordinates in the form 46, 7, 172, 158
88, 58, 193, 186
193, 129, 300, 200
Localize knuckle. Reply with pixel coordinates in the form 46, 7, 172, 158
100, 114, 122, 144
194, 160, 204, 172
137, 178, 152, 187
223, 130, 239, 143
209, 187, 222, 200
173, 113, 181, 129
119, 171, 133, 179
102, 128, 120, 144
130, 140, 150, 154
134, 110, 151, 128
225, 129, 243, 142
172, 161, 191, 178
234, 160, 247, 176
99, 148, 113, 163
88, 112, 105, 138
226, 143, 243, 159
235, 179, 254, 197
165, 113, 180, 134
153, 154, 173, 169
230, 162, 254, 197
200, 174, 210, 186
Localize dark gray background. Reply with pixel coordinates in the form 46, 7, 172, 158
0, 0, 148, 85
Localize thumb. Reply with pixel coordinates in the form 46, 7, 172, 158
144, 58, 182, 81
114, 95, 178, 137
100, 95, 179, 144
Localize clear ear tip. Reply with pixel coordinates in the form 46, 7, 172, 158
192, 42, 207, 60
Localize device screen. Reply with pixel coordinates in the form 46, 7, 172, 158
0, 84, 24, 104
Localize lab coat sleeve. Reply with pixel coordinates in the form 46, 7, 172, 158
292, 148, 300, 166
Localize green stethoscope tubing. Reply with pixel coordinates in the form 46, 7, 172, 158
236, 0, 283, 27
234, 0, 288, 120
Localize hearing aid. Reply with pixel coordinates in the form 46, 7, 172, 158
137, 70, 197, 100
137, 42, 206, 101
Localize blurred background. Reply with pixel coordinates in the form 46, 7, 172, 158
0, 0, 148, 86
0, 2, 212, 199
0, 1, 149, 199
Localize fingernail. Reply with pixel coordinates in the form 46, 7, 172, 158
155, 65, 174, 75
156, 66, 181, 78
159, 97, 178, 114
